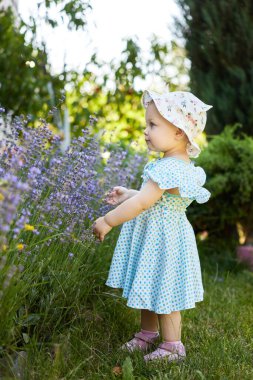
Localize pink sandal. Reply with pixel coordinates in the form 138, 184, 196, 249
120, 331, 160, 353
144, 341, 186, 363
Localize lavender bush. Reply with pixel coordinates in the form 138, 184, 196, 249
0, 104, 146, 354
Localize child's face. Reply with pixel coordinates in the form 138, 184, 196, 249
144, 101, 187, 153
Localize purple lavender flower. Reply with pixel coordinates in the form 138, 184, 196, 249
0, 102, 146, 252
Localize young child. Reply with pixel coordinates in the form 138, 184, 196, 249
92, 90, 212, 363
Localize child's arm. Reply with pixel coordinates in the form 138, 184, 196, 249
127, 189, 139, 198
104, 179, 164, 227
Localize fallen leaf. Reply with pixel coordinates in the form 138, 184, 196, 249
112, 366, 122, 376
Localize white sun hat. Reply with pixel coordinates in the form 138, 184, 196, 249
142, 90, 213, 158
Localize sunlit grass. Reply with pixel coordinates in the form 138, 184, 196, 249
1, 235, 252, 379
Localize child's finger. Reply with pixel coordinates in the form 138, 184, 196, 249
105, 190, 115, 198
98, 232, 104, 241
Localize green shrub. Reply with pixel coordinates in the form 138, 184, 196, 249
189, 124, 253, 250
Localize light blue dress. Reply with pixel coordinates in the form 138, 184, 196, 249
105, 157, 211, 314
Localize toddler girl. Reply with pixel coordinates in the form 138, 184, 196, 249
92, 90, 212, 363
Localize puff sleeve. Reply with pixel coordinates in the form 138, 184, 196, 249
141, 159, 211, 204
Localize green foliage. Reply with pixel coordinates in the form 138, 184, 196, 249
67, 37, 190, 147
189, 123, 253, 245
175, 0, 253, 135
122, 356, 134, 380
41, 0, 92, 31
0, 7, 63, 118
0, 4, 189, 147
0, 258, 24, 348
0, 0, 91, 120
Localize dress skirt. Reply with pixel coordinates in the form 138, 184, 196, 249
105, 194, 204, 314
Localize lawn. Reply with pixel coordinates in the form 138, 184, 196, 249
2, 237, 253, 380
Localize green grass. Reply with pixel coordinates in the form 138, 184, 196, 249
1, 237, 253, 379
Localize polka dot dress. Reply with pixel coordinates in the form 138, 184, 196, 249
105, 157, 211, 314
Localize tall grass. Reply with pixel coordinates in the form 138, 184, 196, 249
2, 237, 252, 379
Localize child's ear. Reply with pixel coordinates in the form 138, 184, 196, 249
175, 128, 185, 139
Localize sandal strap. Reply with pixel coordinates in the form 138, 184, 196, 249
159, 342, 181, 353
134, 332, 158, 344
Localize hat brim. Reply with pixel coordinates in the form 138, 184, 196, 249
142, 90, 160, 108
185, 139, 201, 158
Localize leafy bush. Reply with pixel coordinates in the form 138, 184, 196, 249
189, 123, 253, 250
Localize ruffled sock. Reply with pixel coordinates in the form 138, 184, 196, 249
141, 328, 159, 338
121, 328, 159, 352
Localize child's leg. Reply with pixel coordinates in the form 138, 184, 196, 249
157, 311, 181, 341
120, 309, 159, 352
141, 309, 159, 332
143, 311, 186, 361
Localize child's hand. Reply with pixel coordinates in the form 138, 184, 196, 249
92, 217, 112, 242
104, 186, 129, 205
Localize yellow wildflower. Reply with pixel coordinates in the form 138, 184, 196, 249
2, 244, 8, 251
24, 224, 35, 231
0, 193, 4, 201
16, 244, 24, 250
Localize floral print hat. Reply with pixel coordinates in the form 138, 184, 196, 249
142, 90, 213, 158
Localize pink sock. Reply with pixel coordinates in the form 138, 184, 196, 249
141, 328, 159, 338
